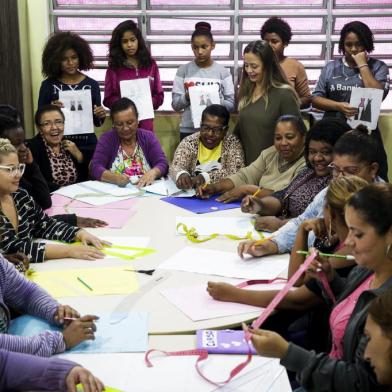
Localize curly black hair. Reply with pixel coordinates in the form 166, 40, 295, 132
42, 31, 94, 79
260, 17, 292, 45
338, 21, 374, 54
108, 20, 152, 69
0, 114, 18, 136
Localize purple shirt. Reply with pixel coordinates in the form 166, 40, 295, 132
0, 349, 77, 391
103, 60, 164, 132
0, 255, 66, 356
90, 128, 169, 181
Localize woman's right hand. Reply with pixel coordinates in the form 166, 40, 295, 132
65, 366, 104, 392
337, 102, 358, 118
238, 239, 278, 258
207, 282, 239, 302
114, 174, 130, 187
305, 250, 334, 282
66, 245, 105, 260
196, 183, 216, 198
62, 315, 99, 349
241, 195, 263, 214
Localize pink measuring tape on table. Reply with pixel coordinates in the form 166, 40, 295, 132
145, 250, 333, 386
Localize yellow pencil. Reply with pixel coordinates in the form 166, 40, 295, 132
252, 188, 261, 198
254, 235, 274, 246
202, 183, 208, 190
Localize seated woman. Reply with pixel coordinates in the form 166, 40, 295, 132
90, 97, 168, 187
199, 115, 306, 202
260, 16, 311, 108
210, 182, 392, 391
0, 350, 103, 391
364, 288, 392, 389
0, 113, 107, 229
0, 254, 97, 357
169, 104, 244, 190
0, 139, 107, 263
29, 105, 85, 192
241, 118, 351, 232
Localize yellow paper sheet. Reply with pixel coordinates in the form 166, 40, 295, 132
77, 385, 122, 392
29, 266, 139, 298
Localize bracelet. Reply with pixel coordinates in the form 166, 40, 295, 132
358, 64, 369, 69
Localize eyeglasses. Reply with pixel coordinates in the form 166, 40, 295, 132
39, 119, 64, 129
328, 163, 364, 176
0, 163, 26, 176
113, 121, 136, 130
200, 124, 227, 133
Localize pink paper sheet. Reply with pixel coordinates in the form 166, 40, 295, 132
160, 283, 285, 321
46, 207, 135, 229
50, 194, 139, 210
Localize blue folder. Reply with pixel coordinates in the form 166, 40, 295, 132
9, 312, 148, 353
160, 195, 241, 214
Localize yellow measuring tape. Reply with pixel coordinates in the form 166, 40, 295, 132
176, 223, 264, 243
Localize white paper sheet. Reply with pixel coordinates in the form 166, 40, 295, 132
142, 178, 195, 197
120, 78, 154, 121
347, 87, 383, 131
59, 89, 94, 135
176, 216, 264, 239
158, 247, 289, 280
59, 352, 290, 392
189, 84, 221, 128
52, 181, 142, 206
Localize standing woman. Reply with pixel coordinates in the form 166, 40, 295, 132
38, 32, 106, 178
236, 40, 301, 165
104, 20, 163, 132
312, 21, 390, 181
260, 16, 311, 108
172, 22, 235, 140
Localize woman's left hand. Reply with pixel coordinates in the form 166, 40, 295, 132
74, 230, 111, 250
137, 169, 159, 188
76, 217, 108, 228
62, 140, 83, 163
245, 325, 289, 359
192, 174, 206, 188
55, 304, 80, 325
254, 216, 284, 232
93, 105, 107, 120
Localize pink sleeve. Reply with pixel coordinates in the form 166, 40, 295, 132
103, 68, 120, 109
150, 60, 164, 110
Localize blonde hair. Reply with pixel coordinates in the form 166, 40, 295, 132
0, 138, 16, 160
326, 176, 368, 219
238, 40, 298, 110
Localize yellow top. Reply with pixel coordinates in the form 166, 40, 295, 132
197, 141, 222, 165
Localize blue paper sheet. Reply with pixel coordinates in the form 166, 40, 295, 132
160, 195, 241, 214
9, 312, 148, 353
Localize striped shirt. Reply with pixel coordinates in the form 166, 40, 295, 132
0, 255, 66, 356
0, 188, 80, 263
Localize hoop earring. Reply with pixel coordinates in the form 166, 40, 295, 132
387, 244, 392, 259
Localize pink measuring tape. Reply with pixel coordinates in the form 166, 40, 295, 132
145, 250, 334, 386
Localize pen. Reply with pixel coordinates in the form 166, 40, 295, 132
254, 235, 274, 246
77, 276, 93, 291
124, 269, 155, 276
63, 317, 78, 321
252, 188, 261, 198
296, 250, 355, 260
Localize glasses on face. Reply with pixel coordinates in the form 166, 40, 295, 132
200, 124, 226, 133
113, 121, 136, 130
328, 163, 364, 177
0, 163, 26, 176
39, 119, 64, 129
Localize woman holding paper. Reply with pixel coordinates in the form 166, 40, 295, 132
199, 115, 306, 202
169, 104, 244, 189
29, 105, 85, 192
104, 20, 163, 132
172, 22, 235, 140
0, 138, 109, 263
91, 98, 168, 188
312, 21, 389, 181
38, 32, 106, 180
209, 182, 392, 392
